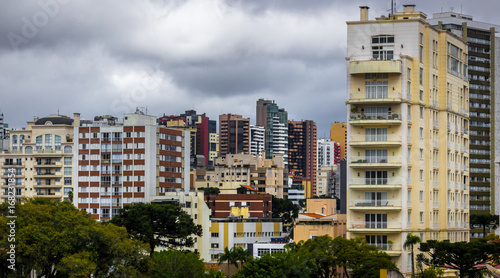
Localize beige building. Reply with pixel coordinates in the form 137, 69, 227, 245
293, 198, 347, 242
346, 5, 469, 273
1, 114, 76, 202
316, 165, 337, 196
194, 153, 287, 198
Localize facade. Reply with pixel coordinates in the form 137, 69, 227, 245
74, 111, 190, 221
219, 114, 250, 157
205, 193, 272, 219
159, 110, 217, 166
0, 112, 7, 151
249, 125, 265, 157
316, 165, 337, 197
208, 218, 283, 262
194, 153, 287, 198
288, 120, 317, 196
209, 132, 219, 166
317, 138, 341, 170
427, 12, 499, 238
330, 122, 347, 160
346, 5, 470, 273
256, 99, 288, 164
293, 198, 347, 242
0, 114, 76, 202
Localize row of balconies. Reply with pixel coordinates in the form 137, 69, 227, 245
349, 221, 469, 232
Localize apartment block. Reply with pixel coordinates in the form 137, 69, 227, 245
194, 153, 286, 198
330, 122, 347, 160
219, 114, 250, 157
316, 165, 336, 197
346, 5, 469, 273
74, 111, 190, 221
256, 99, 288, 165
250, 125, 265, 157
205, 193, 272, 219
159, 110, 217, 166
318, 138, 341, 170
0, 114, 76, 202
428, 12, 499, 238
208, 218, 283, 262
288, 120, 317, 196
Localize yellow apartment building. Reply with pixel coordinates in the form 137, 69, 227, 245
330, 122, 347, 160
0, 114, 76, 202
346, 5, 469, 274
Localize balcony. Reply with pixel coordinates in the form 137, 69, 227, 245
349, 199, 401, 211
349, 135, 401, 147
347, 92, 403, 104
349, 221, 401, 233
349, 178, 401, 190
3, 162, 23, 167
349, 156, 401, 168
34, 162, 61, 168
349, 113, 401, 126
367, 243, 402, 256
348, 59, 402, 74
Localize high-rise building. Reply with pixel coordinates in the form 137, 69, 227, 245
427, 13, 499, 239
0, 111, 8, 151
256, 99, 288, 164
218, 114, 250, 157
346, 5, 469, 272
288, 120, 317, 196
1, 114, 77, 202
318, 138, 341, 170
250, 125, 265, 157
74, 111, 190, 221
330, 122, 347, 160
159, 110, 217, 166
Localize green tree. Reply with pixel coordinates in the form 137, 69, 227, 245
404, 234, 421, 278
111, 203, 202, 258
218, 247, 251, 275
0, 199, 149, 278
298, 235, 337, 278
271, 196, 299, 225
151, 250, 205, 278
332, 237, 398, 278
419, 240, 491, 278
416, 266, 443, 278
471, 214, 499, 238
233, 250, 311, 278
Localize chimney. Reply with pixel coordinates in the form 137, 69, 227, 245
73, 113, 80, 127
360, 6, 369, 21
403, 4, 415, 13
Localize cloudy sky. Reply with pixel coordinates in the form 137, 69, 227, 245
1, 0, 498, 137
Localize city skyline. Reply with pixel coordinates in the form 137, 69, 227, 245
1, 0, 499, 137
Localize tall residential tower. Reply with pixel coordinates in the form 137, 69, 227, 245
346, 5, 469, 273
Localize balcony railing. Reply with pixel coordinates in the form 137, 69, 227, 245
350, 156, 401, 164
350, 135, 401, 143
348, 92, 402, 101
349, 178, 401, 185
367, 243, 402, 251
349, 113, 400, 121
349, 199, 401, 207
350, 221, 401, 229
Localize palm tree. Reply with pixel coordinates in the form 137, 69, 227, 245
404, 234, 421, 278
218, 247, 251, 276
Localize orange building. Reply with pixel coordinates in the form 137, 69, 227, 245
330, 122, 347, 160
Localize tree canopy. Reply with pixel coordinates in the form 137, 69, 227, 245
0, 198, 149, 278
418, 240, 491, 278
111, 203, 202, 257
471, 214, 499, 238
151, 250, 206, 278
233, 235, 398, 278
271, 196, 299, 225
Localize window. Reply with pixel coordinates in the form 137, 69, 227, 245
211, 243, 219, 248
419, 90, 423, 101
365, 128, 387, 142
365, 149, 388, 163
64, 146, 72, 153
419, 68, 423, 85
419, 128, 423, 139
64, 177, 72, 185
36, 136, 42, 150
419, 149, 423, 160
64, 167, 72, 175
64, 157, 72, 165
419, 106, 424, 118
372, 35, 394, 60
365, 213, 388, 228
419, 191, 424, 202
419, 170, 423, 180
211, 233, 219, 238
420, 212, 424, 223
365, 81, 388, 99
365, 171, 388, 185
